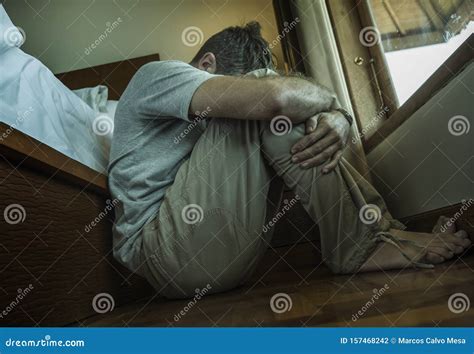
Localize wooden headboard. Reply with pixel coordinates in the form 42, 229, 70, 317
56, 53, 160, 100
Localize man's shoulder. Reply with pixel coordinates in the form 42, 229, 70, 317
118, 61, 187, 103
137, 60, 192, 75
124, 60, 196, 94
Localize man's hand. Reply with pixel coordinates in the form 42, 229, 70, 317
290, 111, 350, 173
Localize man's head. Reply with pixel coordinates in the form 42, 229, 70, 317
190, 21, 273, 75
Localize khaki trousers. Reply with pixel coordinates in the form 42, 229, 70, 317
138, 118, 404, 299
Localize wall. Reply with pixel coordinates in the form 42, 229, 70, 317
3, 0, 284, 74
367, 62, 473, 218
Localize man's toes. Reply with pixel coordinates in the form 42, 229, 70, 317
443, 233, 471, 247
432, 216, 455, 234
429, 247, 454, 260
454, 230, 472, 246
455, 230, 469, 239
425, 253, 445, 264
441, 242, 463, 254
458, 236, 472, 248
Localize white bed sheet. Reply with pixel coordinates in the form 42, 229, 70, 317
0, 47, 111, 174
0, 3, 114, 174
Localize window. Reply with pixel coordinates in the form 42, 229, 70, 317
325, 0, 472, 148
369, 0, 473, 105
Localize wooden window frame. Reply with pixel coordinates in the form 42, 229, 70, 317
326, 0, 396, 144
326, 0, 472, 152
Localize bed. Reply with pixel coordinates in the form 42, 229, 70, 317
0, 45, 160, 325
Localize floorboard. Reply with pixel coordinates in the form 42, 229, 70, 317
76, 243, 474, 327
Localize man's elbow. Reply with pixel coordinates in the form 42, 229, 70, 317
266, 86, 310, 124
267, 84, 290, 120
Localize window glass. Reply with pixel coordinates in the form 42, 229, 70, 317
369, 0, 473, 105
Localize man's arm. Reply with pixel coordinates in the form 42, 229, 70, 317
191, 72, 351, 174
190, 75, 337, 123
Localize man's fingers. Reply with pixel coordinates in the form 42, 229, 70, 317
305, 115, 320, 134
298, 142, 340, 169
292, 134, 338, 163
322, 150, 343, 173
291, 124, 329, 153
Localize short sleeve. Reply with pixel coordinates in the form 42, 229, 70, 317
129, 60, 217, 121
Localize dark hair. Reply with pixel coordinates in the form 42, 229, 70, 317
191, 21, 273, 75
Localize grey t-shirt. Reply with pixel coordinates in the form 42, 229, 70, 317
108, 60, 216, 273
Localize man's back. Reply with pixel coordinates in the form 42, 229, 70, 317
107, 60, 214, 273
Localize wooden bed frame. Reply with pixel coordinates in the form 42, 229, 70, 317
0, 54, 160, 326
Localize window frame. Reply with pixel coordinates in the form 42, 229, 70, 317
326, 0, 472, 152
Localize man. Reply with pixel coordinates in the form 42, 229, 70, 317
108, 22, 470, 298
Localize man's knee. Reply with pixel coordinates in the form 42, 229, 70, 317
261, 121, 306, 160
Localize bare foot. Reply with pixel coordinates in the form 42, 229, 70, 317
359, 221, 471, 272
432, 215, 456, 234
384, 228, 470, 264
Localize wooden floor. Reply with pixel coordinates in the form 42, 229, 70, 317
76, 241, 474, 327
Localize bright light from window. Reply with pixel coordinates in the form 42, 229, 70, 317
385, 21, 473, 105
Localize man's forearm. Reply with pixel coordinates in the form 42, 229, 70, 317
273, 76, 338, 123
191, 74, 339, 123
